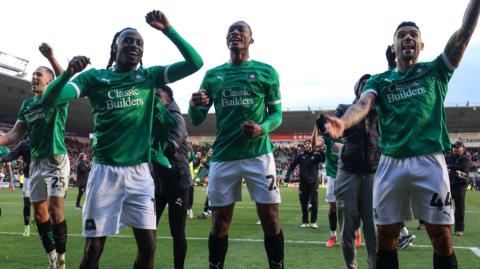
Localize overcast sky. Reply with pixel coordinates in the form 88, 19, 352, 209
1, 0, 479, 112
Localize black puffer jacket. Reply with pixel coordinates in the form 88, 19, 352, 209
164, 99, 193, 190
336, 74, 381, 174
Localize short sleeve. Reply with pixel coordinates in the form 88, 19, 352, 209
362, 75, 379, 96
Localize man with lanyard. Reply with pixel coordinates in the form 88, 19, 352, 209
325, 1, 480, 267
284, 139, 325, 229
447, 141, 471, 236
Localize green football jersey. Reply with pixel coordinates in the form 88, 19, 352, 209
0, 146, 10, 170
42, 27, 203, 166
151, 97, 177, 168
69, 67, 169, 165
0, 146, 10, 158
323, 135, 339, 178
189, 60, 281, 162
17, 96, 68, 160
363, 54, 454, 158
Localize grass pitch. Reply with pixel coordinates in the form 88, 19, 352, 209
1, 186, 479, 268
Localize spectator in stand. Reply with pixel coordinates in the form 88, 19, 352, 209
75, 153, 90, 208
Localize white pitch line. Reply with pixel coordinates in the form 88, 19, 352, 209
4, 203, 480, 213
471, 247, 480, 258
0, 231, 478, 251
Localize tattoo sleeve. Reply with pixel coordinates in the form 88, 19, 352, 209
444, 0, 480, 68
341, 93, 375, 130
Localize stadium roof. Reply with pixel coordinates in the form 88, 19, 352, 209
1, 72, 479, 137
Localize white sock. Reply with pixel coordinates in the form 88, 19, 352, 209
48, 250, 57, 263
330, 230, 336, 237
400, 227, 409, 237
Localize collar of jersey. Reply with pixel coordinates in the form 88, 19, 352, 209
227, 59, 251, 67
112, 65, 140, 73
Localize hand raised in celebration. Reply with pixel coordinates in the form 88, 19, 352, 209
324, 115, 345, 140
66, 56, 90, 76
241, 120, 262, 138
145, 10, 171, 32
39, 43, 55, 60
190, 90, 209, 107
386, 45, 396, 69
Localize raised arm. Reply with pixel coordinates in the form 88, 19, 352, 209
39, 43, 64, 76
41, 56, 90, 106
145, 10, 203, 83
325, 92, 376, 139
386, 45, 396, 70
444, 0, 480, 68
284, 155, 300, 182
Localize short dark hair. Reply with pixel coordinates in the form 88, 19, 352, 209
395, 21, 420, 36
39, 66, 55, 79
230, 21, 253, 36
159, 85, 173, 99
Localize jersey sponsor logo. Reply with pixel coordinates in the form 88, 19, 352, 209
385, 80, 426, 103
24, 107, 46, 123
106, 87, 144, 110
85, 219, 96, 231
221, 88, 254, 107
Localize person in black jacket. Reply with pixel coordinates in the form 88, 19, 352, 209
75, 153, 90, 208
447, 141, 472, 236
0, 139, 31, 236
152, 85, 193, 269
285, 139, 325, 228
317, 74, 378, 269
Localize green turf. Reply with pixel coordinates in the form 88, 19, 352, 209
1, 186, 479, 268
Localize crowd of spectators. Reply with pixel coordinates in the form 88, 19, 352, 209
1, 136, 479, 188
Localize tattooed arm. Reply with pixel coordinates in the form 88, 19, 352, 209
325, 92, 376, 139
444, 0, 480, 68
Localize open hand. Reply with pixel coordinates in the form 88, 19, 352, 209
324, 115, 345, 139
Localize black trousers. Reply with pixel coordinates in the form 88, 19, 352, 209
451, 184, 467, 232
299, 182, 319, 223
152, 164, 190, 269
76, 185, 86, 207
188, 185, 194, 210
